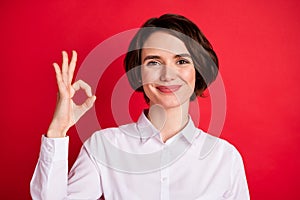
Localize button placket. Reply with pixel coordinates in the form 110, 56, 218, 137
160, 145, 170, 200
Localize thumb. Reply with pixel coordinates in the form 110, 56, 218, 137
78, 95, 97, 114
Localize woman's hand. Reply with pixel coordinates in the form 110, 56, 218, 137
47, 51, 96, 138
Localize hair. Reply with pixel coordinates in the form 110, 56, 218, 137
124, 13, 219, 103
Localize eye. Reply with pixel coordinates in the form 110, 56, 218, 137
177, 59, 190, 65
145, 60, 161, 66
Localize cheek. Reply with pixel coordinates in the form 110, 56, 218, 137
141, 67, 160, 83
141, 67, 157, 96
180, 67, 196, 86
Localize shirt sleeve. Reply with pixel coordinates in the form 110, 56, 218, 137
30, 135, 102, 200
230, 148, 250, 200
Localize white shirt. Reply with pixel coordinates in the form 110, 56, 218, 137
30, 112, 250, 200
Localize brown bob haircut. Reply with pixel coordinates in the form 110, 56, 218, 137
124, 14, 219, 102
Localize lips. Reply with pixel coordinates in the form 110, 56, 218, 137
156, 85, 182, 93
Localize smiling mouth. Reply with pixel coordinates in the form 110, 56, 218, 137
156, 85, 182, 93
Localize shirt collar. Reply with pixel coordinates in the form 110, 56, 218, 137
136, 110, 197, 144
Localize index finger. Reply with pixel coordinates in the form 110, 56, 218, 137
72, 79, 93, 97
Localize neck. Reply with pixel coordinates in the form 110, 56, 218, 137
147, 101, 190, 143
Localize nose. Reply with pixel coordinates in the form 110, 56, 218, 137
160, 65, 176, 82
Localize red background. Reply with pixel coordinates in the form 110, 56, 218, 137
1, 0, 300, 199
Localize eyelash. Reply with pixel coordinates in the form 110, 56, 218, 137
146, 61, 161, 66
177, 59, 190, 65
145, 59, 190, 66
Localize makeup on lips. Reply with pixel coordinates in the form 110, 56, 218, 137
156, 85, 182, 93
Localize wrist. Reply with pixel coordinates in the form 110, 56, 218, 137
46, 130, 66, 138
47, 122, 68, 138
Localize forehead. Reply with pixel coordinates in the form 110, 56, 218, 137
142, 31, 189, 55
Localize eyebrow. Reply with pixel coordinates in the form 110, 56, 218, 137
174, 53, 192, 59
143, 53, 192, 62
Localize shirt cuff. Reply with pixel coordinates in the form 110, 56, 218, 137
39, 135, 69, 162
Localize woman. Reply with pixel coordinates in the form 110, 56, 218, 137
30, 14, 250, 199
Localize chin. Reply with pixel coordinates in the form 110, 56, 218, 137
152, 97, 190, 109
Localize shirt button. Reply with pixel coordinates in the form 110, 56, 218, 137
161, 177, 168, 182
47, 146, 52, 151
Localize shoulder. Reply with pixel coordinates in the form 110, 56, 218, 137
83, 122, 138, 149
197, 130, 243, 162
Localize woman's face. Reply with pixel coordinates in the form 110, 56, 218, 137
141, 31, 196, 109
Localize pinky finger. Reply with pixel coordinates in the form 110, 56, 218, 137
53, 63, 62, 81
53, 63, 64, 90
